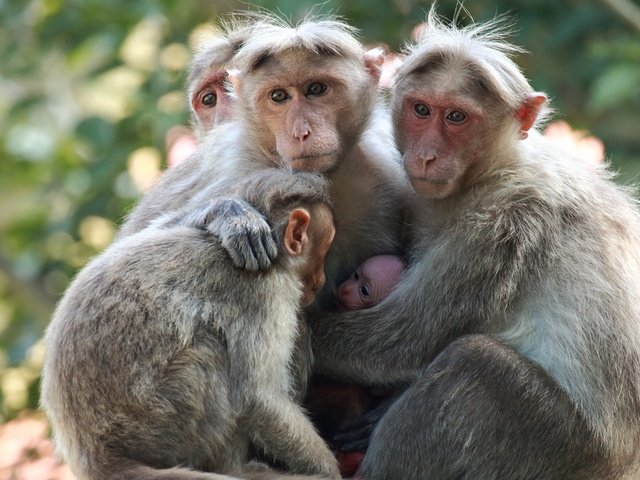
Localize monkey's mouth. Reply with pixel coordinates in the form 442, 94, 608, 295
409, 175, 452, 186
292, 151, 339, 161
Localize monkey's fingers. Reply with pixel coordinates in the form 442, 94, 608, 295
203, 197, 276, 271
262, 229, 279, 264
247, 226, 278, 271
333, 396, 397, 452
236, 231, 261, 272
235, 226, 276, 271
338, 401, 385, 433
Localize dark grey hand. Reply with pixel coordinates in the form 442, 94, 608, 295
184, 198, 278, 271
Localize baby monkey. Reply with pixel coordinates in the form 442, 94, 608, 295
41, 170, 340, 480
308, 256, 405, 477
336, 255, 405, 311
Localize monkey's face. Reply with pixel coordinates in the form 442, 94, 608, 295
244, 49, 377, 173
337, 255, 404, 311
394, 71, 496, 200
191, 70, 234, 132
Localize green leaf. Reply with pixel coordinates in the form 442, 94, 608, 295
588, 64, 640, 113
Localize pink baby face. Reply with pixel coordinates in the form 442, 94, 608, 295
337, 255, 404, 311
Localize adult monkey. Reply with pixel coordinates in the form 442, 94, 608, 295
118, 15, 409, 304
310, 11, 640, 480
116, 19, 408, 474
187, 24, 248, 138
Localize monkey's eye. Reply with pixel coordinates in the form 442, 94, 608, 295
270, 89, 289, 103
201, 91, 217, 107
353, 271, 360, 281
360, 285, 370, 297
414, 103, 430, 117
447, 111, 466, 123
306, 82, 328, 97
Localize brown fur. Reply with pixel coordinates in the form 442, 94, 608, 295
41, 170, 340, 480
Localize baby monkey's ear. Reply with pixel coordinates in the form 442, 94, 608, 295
284, 208, 311, 256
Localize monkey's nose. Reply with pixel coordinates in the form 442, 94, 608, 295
338, 283, 351, 297
422, 154, 437, 166
294, 129, 310, 141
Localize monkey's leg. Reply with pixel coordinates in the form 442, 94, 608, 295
362, 334, 612, 480
246, 395, 341, 479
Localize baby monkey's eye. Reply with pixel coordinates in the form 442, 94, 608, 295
201, 92, 217, 107
360, 285, 369, 297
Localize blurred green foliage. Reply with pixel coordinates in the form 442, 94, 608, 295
0, 0, 638, 422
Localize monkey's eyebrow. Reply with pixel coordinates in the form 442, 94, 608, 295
412, 52, 447, 73
250, 53, 272, 71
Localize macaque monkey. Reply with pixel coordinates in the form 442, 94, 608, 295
310, 10, 640, 479
117, 15, 409, 307
187, 25, 248, 138
41, 169, 341, 480
336, 255, 404, 311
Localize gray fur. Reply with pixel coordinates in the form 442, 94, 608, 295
311, 11, 640, 479
41, 170, 339, 480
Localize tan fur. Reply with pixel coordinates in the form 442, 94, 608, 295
118, 14, 410, 306
41, 170, 340, 480
187, 21, 250, 138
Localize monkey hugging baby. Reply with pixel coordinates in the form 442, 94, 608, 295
42, 7, 640, 480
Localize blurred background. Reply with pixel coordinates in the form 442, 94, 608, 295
0, 0, 639, 477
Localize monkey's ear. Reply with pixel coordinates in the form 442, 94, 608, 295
284, 208, 311, 256
364, 48, 385, 81
516, 93, 547, 139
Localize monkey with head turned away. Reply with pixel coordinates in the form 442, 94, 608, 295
41, 169, 341, 480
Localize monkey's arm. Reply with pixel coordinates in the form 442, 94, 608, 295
227, 310, 339, 478
244, 394, 340, 479
311, 200, 549, 384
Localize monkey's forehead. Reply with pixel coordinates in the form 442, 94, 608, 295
234, 20, 365, 73
241, 49, 364, 85
394, 44, 532, 111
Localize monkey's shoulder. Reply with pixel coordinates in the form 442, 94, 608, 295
453, 159, 640, 266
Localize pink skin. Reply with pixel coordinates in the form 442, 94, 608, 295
191, 71, 234, 129
398, 92, 486, 199
337, 255, 404, 311
397, 82, 546, 200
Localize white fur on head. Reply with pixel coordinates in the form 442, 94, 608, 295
395, 6, 551, 125
232, 13, 366, 73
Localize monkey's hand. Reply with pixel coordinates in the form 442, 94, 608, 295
332, 395, 397, 452
187, 198, 278, 271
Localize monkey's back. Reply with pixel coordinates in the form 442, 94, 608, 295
480, 135, 640, 457
41, 224, 301, 475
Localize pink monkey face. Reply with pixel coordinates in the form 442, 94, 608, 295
336, 255, 404, 311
